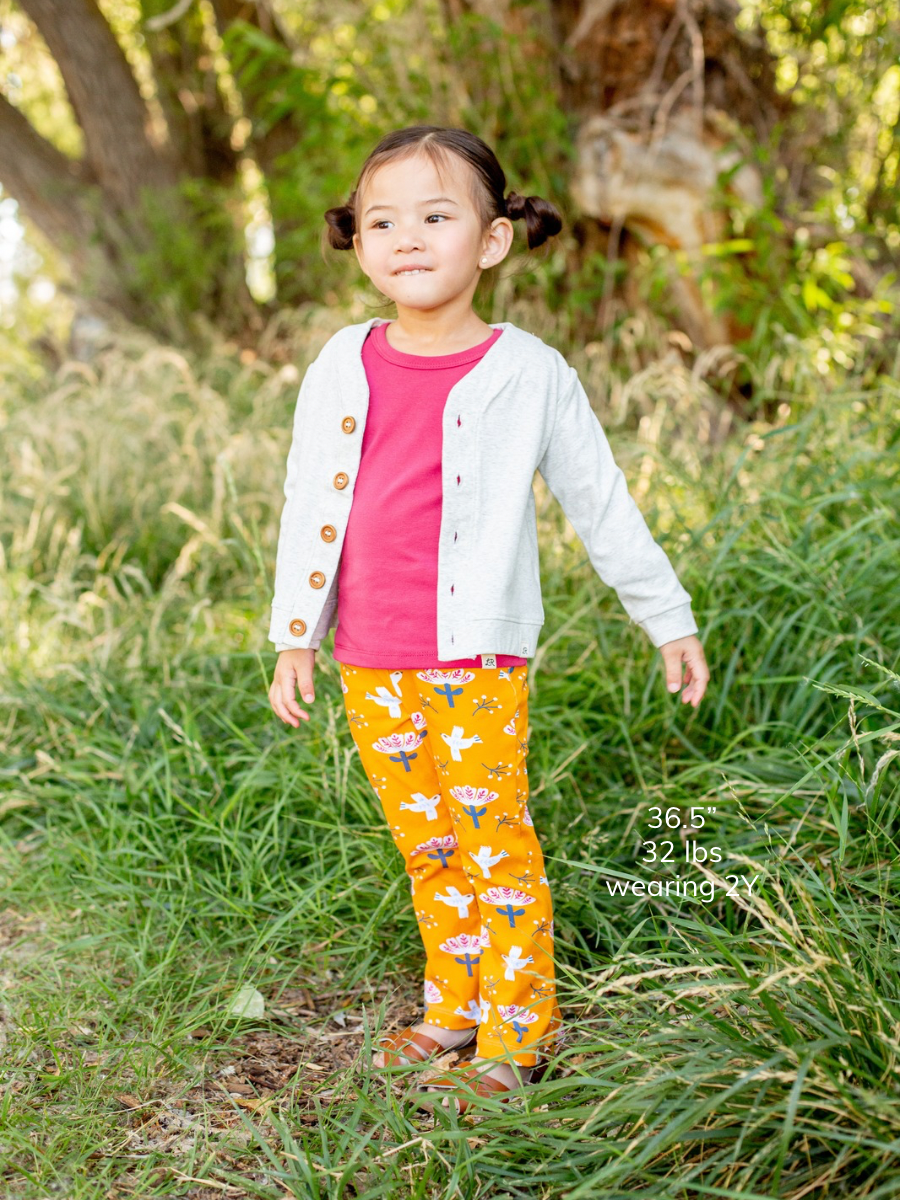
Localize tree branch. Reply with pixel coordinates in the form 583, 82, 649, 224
17, 0, 180, 209
0, 92, 95, 255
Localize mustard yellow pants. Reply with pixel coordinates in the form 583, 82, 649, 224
339, 661, 564, 1067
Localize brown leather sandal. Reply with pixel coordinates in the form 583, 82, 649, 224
374, 1025, 478, 1068
413, 1056, 550, 1115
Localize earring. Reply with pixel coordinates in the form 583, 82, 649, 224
481, 257, 488, 264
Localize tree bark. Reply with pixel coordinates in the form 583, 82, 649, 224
140, 0, 240, 185
0, 92, 144, 316
206, 0, 315, 306
206, 0, 298, 192
18, 0, 180, 209
0, 92, 95, 256
551, 0, 790, 348
1, 0, 259, 340
442, 0, 788, 351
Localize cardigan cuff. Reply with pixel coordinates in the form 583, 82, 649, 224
638, 602, 698, 648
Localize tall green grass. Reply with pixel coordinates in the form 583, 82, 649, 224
1, 307, 899, 1197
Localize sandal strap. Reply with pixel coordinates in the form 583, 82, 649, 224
463, 1067, 514, 1096
418, 1056, 550, 1114
427, 1061, 515, 1096
378, 1026, 457, 1064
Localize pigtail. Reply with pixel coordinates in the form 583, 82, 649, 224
504, 190, 563, 250
323, 191, 358, 251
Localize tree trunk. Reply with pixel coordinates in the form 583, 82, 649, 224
1, 0, 257, 341
441, 0, 789, 351
18, 0, 180, 208
0, 91, 146, 319
0, 91, 95, 257
552, 0, 791, 348
140, 0, 240, 186
207, 0, 319, 307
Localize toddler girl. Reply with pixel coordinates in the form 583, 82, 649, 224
268, 125, 710, 1114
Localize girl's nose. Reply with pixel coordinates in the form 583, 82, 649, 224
393, 225, 425, 251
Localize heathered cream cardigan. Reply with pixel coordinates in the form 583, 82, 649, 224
269, 317, 698, 658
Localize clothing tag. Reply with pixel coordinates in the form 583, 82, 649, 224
482, 654, 497, 669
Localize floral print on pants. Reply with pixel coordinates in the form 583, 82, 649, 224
339, 662, 564, 1067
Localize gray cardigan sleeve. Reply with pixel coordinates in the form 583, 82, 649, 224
274, 567, 338, 653
536, 367, 698, 648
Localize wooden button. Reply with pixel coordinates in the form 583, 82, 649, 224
341, 416, 356, 433
289, 619, 306, 636
309, 572, 325, 589
333, 472, 349, 489
320, 524, 336, 542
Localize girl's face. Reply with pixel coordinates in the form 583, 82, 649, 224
351, 152, 512, 317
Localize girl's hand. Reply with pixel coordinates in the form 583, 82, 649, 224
269, 648, 317, 726
658, 635, 709, 708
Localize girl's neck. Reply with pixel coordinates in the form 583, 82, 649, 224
384, 312, 495, 358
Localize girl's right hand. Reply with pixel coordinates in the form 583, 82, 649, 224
269, 648, 317, 726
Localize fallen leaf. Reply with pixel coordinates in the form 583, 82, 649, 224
225, 986, 265, 1019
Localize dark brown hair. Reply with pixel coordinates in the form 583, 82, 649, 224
323, 125, 563, 255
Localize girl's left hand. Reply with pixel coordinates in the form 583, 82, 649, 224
658, 634, 709, 708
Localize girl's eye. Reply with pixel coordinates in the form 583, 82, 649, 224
371, 214, 447, 229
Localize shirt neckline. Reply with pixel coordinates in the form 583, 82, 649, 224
368, 320, 504, 369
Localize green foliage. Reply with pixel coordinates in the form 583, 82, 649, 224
1, 310, 899, 1192
220, 14, 388, 304
6, 0, 900, 387
743, 0, 900, 241
123, 179, 249, 339
207, 0, 900, 380
630, 137, 899, 394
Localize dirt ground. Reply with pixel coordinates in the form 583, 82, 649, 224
0, 907, 495, 1198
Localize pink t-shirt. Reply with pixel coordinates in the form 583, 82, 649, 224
331, 321, 527, 670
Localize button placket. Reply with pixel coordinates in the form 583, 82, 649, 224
317, 436, 352, 636
444, 403, 467, 655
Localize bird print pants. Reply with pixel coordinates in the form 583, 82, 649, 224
339, 661, 564, 1067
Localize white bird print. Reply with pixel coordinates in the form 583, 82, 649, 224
455, 999, 482, 1023
479, 994, 491, 1023
433, 886, 475, 919
399, 792, 442, 821
441, 725, 483, 761
469, 845, 509, 879
501, 946, 534, 981
365, 671, 404, 717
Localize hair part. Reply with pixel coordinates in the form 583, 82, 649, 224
323, 125, 563, 256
